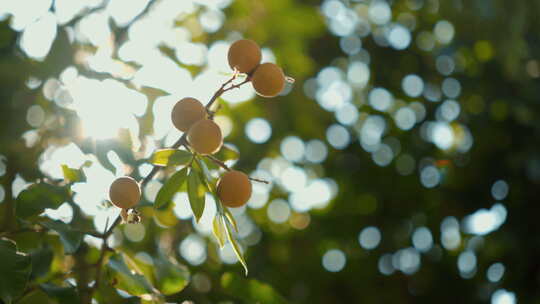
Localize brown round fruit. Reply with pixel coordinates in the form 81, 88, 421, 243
217, 170, 252, 208
171, 97, 206, 132
251, 63, 285, 98
109, 176, 141, 209
187, 119, 223, 155
228, 39, 262, 74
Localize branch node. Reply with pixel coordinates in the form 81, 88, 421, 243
285, 76, 295, 84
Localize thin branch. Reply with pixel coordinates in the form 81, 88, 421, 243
205, 155, 270, 184
249, 177, 270, 184
205, 155, 231, 171
1, 225, 103, 238
116, 0, 158, 45
91, 218, 110, 293
223, 77, 250, 93
205, 76, 250, 118
82, 230, 104, 238
204, 74, 237, 114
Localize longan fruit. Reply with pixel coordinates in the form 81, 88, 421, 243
251, 63, 285, 98
217, 170, 252, 208
109, 176, 141, 209
171, 97, 206, 132
228, 39, 262, 73
187, 119, 223, 155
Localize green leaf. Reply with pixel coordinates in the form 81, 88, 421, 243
154, 252, 190, 295
41, 220, 83, 254
154, 168, 188, 209
61, 165, 85, 183
15, 288, 49, 304
221, 272, 288, 304
204, 144, 239, 170
150, 149, 192, 167
187, 168, 206, 222
29, 247, 53, 279
40, 283, 78, 304
202, 156, 220, 171
0, 239, 32, 304
153, 202, 179, 228
141, 298, 166, 304
212, 215, 227, 248
16, 183, 69, 219
107, 253, 155, 297
224, 220, 248, 276
194, 157, 216, 192
215, 143, 240, 161
223, 207, 239, 233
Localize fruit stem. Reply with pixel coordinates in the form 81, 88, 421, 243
249, 177, 270, 184
205, 155, 270, 184
223, 77, 250, 92
205, 72, 250, 117
205, 154, 231, 171
205, 74, 237, 115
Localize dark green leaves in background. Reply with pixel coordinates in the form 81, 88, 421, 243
0, 239, 32, 304
15, 183, 69, 219
221, 272, 288, 304
106, 252, 190, 300
41, 220, 82, 254
29, 247, 53, 280
107, 254, 155, 297
40, 283, 78, 304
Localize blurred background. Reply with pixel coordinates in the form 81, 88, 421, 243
0, 0, 539, 303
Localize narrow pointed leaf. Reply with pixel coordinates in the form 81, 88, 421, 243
224, 221, 248, 276
187, 168, 205, 222
154, 168, 188, 209
223, 207, 238, 233
41, 220, 83, 254
150, 149, 192, 167
194, 157, 215, 192
212, 215, 226, 248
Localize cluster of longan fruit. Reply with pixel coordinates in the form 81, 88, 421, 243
108, 39, 286, 221
228, 39, 287, 98
169, 94, 253, 209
